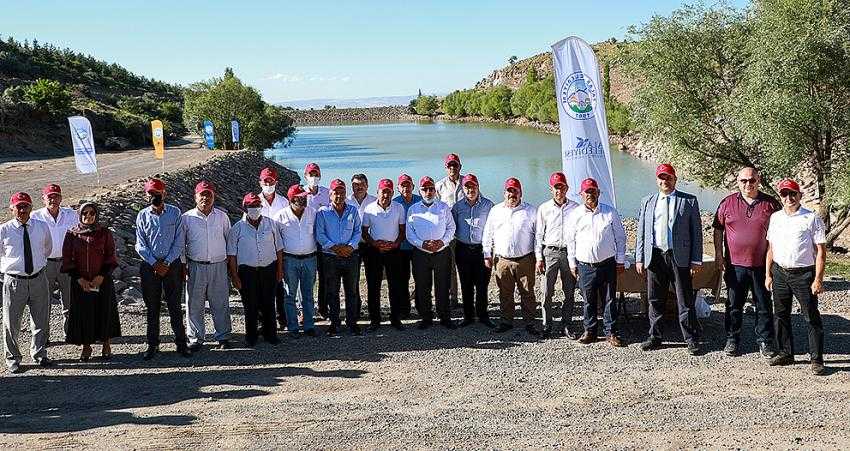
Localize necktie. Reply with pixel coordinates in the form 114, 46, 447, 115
22, 223, 34, 275
659, 196, 670, 251
666, 196, 674, 251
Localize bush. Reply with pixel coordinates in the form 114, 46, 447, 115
413, 95, 439, 116
23, 78, 72, 115
606, 99, 632, 135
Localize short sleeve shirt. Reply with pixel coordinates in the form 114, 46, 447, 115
766, 207, 826, 269
713, 192, 780, 267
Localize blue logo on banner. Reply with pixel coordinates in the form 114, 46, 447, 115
203, 120, 215, 149
559, 71, 597, 120
231, 120, 240, 143
563, 137, 605, 160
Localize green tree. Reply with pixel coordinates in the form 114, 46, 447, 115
414, 95, 439, 116
23, 78, 71, 115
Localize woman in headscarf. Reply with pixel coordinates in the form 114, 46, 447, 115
61, 202, 122, 361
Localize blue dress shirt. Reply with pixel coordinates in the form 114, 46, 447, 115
135, 204, 184, 266
452, 195, 494, 245
392, 194, 422, 251
315, 204, 362, 254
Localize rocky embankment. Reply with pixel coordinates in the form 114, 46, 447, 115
76, 150, 298, 305
288, 106, 416, 125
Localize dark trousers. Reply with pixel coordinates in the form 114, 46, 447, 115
322, 252, 360, 328
771, 264, 823, 363
237, 263, 278, 343
399, 249, 415, 317
646, 248, 700, 342
274, 281, 287, 326
455, 242, 490, 321
578, 257, 618, 336
140, 261, 187, 349
412, 247, 451, 322
364, 247, 405, 325
724, 265, 774, 344
317, 247, 328, 317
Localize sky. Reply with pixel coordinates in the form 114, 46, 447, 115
2, 0, 749, 103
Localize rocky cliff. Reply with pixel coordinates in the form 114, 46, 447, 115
287, 106, 417, 125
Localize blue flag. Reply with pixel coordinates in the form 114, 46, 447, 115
231, 120, 240, 144
203, 120, 215, 149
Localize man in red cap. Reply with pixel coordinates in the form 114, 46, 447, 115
393, 173, 423, 318
347, 173, 377, 316
31, 183, 77, 342
635, 163, 704, 355
227, 193, 284, 346
179, 180, 233, 351
362, 178, 407, 331
258, 166, 290, 329
406, 175, 457, 329
436, 153, 463, 307
483, 177, 540, 335
303, 162, 331, 318
765, 178, 827, 375
135, 178, 191, 360
2, 192, 54, 373
451, 173, 495, 327
534, 172, 580, 339
713, 167, 781, 358
315, 179, 363, 335
565, 178, 627, 347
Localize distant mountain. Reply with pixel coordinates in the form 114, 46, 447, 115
276, 95, 417, 110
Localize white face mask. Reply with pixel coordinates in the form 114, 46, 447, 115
246, 208, 262, 220
306, 175, 320, 187
261, 184, 276, 195
422, 195, 434, 205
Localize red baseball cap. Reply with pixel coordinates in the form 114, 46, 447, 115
580, 178, 599, 193
462, 174, 479, 187
549, 172, 567, 187
287, 184, 308, 198
242, 193, 261, 207
329, 179, 346, 191
656, 163, 676, 178
398, 174, 413, 186
144, 178, 165, 193
777, 179, 801, 193
304, 162, 321, 175
42, 184, 62, 196
444, 153, 461, 167
195, 180, 215, 194
10, 192, 32, 207
378, 179, 393, 192
419, 176, 435, 187
259, 167, 278, 182
504, 177, 522, 192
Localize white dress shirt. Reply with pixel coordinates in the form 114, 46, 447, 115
347, 193, 377, 220
653, 190, 676, 250
362, 200, 406, 242
436, 175, 464, 207
0, 218, 52, 275
226, 217, 283, 267
261, 192, 290, 220
31, 206, 77, 259
274, 205, 318, 255
534, 198, 579, 260
767, 207, 826, 269
181, 207, 231, 263
406, 200, 455, 253
565, 203, 627, 268
306, 186, 330, 211
482, 201, 537, 259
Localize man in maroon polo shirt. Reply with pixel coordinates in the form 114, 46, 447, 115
713, 167, 781, 357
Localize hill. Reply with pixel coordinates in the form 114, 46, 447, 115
0, 36, 186, 158
277, 95, 417, 110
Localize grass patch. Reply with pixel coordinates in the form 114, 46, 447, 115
825, 258, 850, 279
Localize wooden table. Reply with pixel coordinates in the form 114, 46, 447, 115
617, 254, 721, 314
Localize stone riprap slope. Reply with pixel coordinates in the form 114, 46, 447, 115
288, 106, 417, 125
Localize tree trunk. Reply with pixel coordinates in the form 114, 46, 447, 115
826, 205, 850, 248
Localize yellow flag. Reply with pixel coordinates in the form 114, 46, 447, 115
151, 120, 165, 159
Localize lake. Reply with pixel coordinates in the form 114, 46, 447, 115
266, 121, 728, 217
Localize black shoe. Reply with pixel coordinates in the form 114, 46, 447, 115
686, 341, 700, 356
479, 319, 496, 329
565, 329, 581, 340
759, 342, 777, 359
143, 346, 159, 360
525, 325, 541, 336
541, 328, 552, 339
441, 319, 457, 330
35, 357, 53, 367
318, 308, 329, 319
811, 362, 826, 376
304, 328, 318, 337
8, 361, 22, 374
391, 322, 405, 331
350, 325, 363, 336
494, 323, 513, 333
769, 353, 794, 366
640, 338, 661, 351
188, 343, 203, 353
367, 324, 381, 333
326, 326, 338, 337
459, 318, 475, 328
177, 347, 192, 358
417, 320, 432, 330
724, 340, 738, 356
218, 340, 233, 349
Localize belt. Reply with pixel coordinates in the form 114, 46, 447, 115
545, 245, 567, 252
188, 259, 213, 265
47, 257, 63, 262
774, 263, 815, 274
577, 257, 615, 268
284, 252, 317, 260
457, 242, 483, 249
496, 252, 534, 262
6, 269, 44, 280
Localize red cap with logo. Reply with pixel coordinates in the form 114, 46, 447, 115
259, 167, 278, 182
304, 162, 321, 175
444, 153, 461, 167
287, 184, 308, 199
777, 179, 801, 193
144, 178, 165, 193
377, 179, 393, 192
42, 184, 62, 196
329, 179, 346, 191
549, 172, 567, 187
10, 192, 32, 207
462, 174, 479, 187
195, 180, 215, 194
398, 173, 413, 186
419, 176, 435, 187
242, 193, 261, 207
580, 178, 599, 193
655, 163, 676, 178
504, 177, 522, 192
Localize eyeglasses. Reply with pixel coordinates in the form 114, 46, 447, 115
81, 210, 96, 217
738, 178, 758, 184
779, 190, 799, 198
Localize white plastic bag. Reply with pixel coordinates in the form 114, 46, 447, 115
695, 292, 711, 319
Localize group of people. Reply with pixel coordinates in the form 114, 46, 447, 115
1, 154, 828, 375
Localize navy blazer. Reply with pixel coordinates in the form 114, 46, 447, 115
635, 190, 703, 268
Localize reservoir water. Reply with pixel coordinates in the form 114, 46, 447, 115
266, 121, 728, 217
